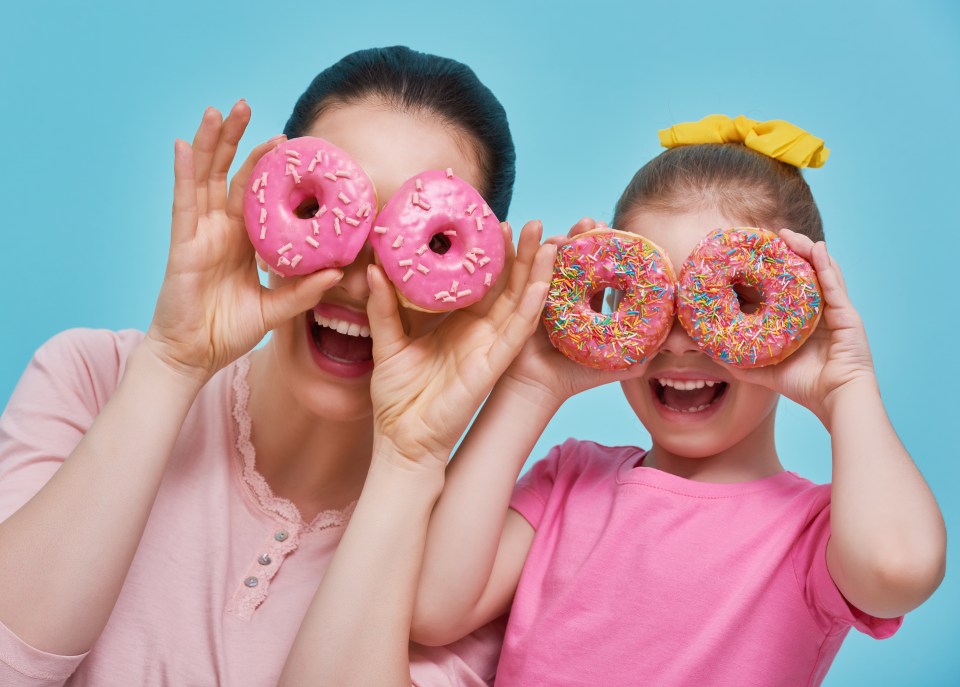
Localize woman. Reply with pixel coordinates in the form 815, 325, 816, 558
0, 46, 554, 686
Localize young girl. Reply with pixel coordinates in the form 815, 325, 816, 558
0, 46, 555, 686
409, 116, 947, 684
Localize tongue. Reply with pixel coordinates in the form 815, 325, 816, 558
316, 326, 373, 363
663, 385, 718, 411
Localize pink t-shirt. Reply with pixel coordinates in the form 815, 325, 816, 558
500, 439, 901, 686
0, 329, 504, 686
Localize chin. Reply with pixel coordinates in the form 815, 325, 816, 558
260, 312, 378, 420
621, 375, 779, 461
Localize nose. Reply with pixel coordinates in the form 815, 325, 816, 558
336, 240, 376, 302
658, 316, 700, 356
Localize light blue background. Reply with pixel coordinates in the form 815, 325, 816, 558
1, 1, 957, 684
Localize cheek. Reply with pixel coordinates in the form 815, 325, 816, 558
734, 384, 780, 421
619, 379, 652, 417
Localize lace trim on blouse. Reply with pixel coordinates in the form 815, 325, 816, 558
231, 355, 355, 532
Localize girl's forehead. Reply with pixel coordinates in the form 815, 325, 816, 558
622, 206, 744, 264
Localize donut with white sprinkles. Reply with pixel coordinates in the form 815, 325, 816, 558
370, 169, 504, 312
243, 136, 377, 277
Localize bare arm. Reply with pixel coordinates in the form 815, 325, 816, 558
0, 103, 341, 657
279, 226, 556, 685
737, 231, 946, 618
279, 446, 446, 687
412, 219, 648, 646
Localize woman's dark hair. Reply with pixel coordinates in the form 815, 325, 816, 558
285, 46, 515, 219
612, 143, 824, 242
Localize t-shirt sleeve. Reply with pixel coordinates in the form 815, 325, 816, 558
409, 616, 506, 686
0, 328, 141, 684
0, 618, 86, 687
793, 490, 903, 639
0, 328, 141, 522
509, 440, 571, 530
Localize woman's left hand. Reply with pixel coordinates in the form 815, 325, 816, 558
366, 220, 557, 466
731, 229, 877, 428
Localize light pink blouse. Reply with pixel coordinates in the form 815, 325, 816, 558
0, 328, 502, 686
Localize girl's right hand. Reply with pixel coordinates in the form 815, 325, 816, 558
144, 102, 343, 387
499, 217, 649, 408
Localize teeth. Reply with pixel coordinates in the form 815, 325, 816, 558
664, 403, 711, 413
657, 378, 717, 390
313, 313, 371, 338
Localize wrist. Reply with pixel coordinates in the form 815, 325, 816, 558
127, 340, 210, 399
139, 331, 216, 391
370, 436, 449, 480
368, 438, 446, 500
821, 373, 882, 431
497, 370, 566, 416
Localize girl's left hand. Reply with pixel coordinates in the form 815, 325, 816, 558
365, 221, 557, 467
732, 230, 877, 429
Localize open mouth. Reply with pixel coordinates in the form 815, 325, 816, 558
308, 312, 374, 365
651, 377, 728, 413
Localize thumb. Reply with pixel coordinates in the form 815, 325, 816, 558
261, 269, 343, 331
365, 264, 409, 363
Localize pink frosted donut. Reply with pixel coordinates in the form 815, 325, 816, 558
543, 229, 676, 370
244, 136, 377, 277
369, 169, 504, 312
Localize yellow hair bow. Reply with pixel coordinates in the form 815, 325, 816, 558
658, 114, 830, 168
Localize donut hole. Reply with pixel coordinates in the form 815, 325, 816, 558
429, 232, 453, 255
289, 187, 326, 220
606, 288, 625, 314
293, 197, 322, 219
588, 285, 622, 315
733, 282, 762, 315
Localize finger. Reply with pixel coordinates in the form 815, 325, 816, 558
820, 241, 848, 292
261, 269, 343, 332
191, 107, 223, 215
528, 242, 558, 287
171, 139, 198, 246
487, 280, 550, 374
568, 217, 598, 238
501, 220, 515, 245
366, 264, 410, 362
776, 228, 815, 261
207, 99, 252, 213
810, 241, 852, 310
544, 233, 574, 247
487, 220, 543, 323
226, 134, 286, 222
488, 243, 556, 368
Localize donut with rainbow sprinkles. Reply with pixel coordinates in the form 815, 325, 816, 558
676, 227, 822, 368
543, 229, 675, 370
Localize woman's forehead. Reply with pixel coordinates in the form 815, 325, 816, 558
305, 104, 484, 208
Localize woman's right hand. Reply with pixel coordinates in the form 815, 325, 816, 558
499, 217, 649, 409
144, 102, 343, 386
